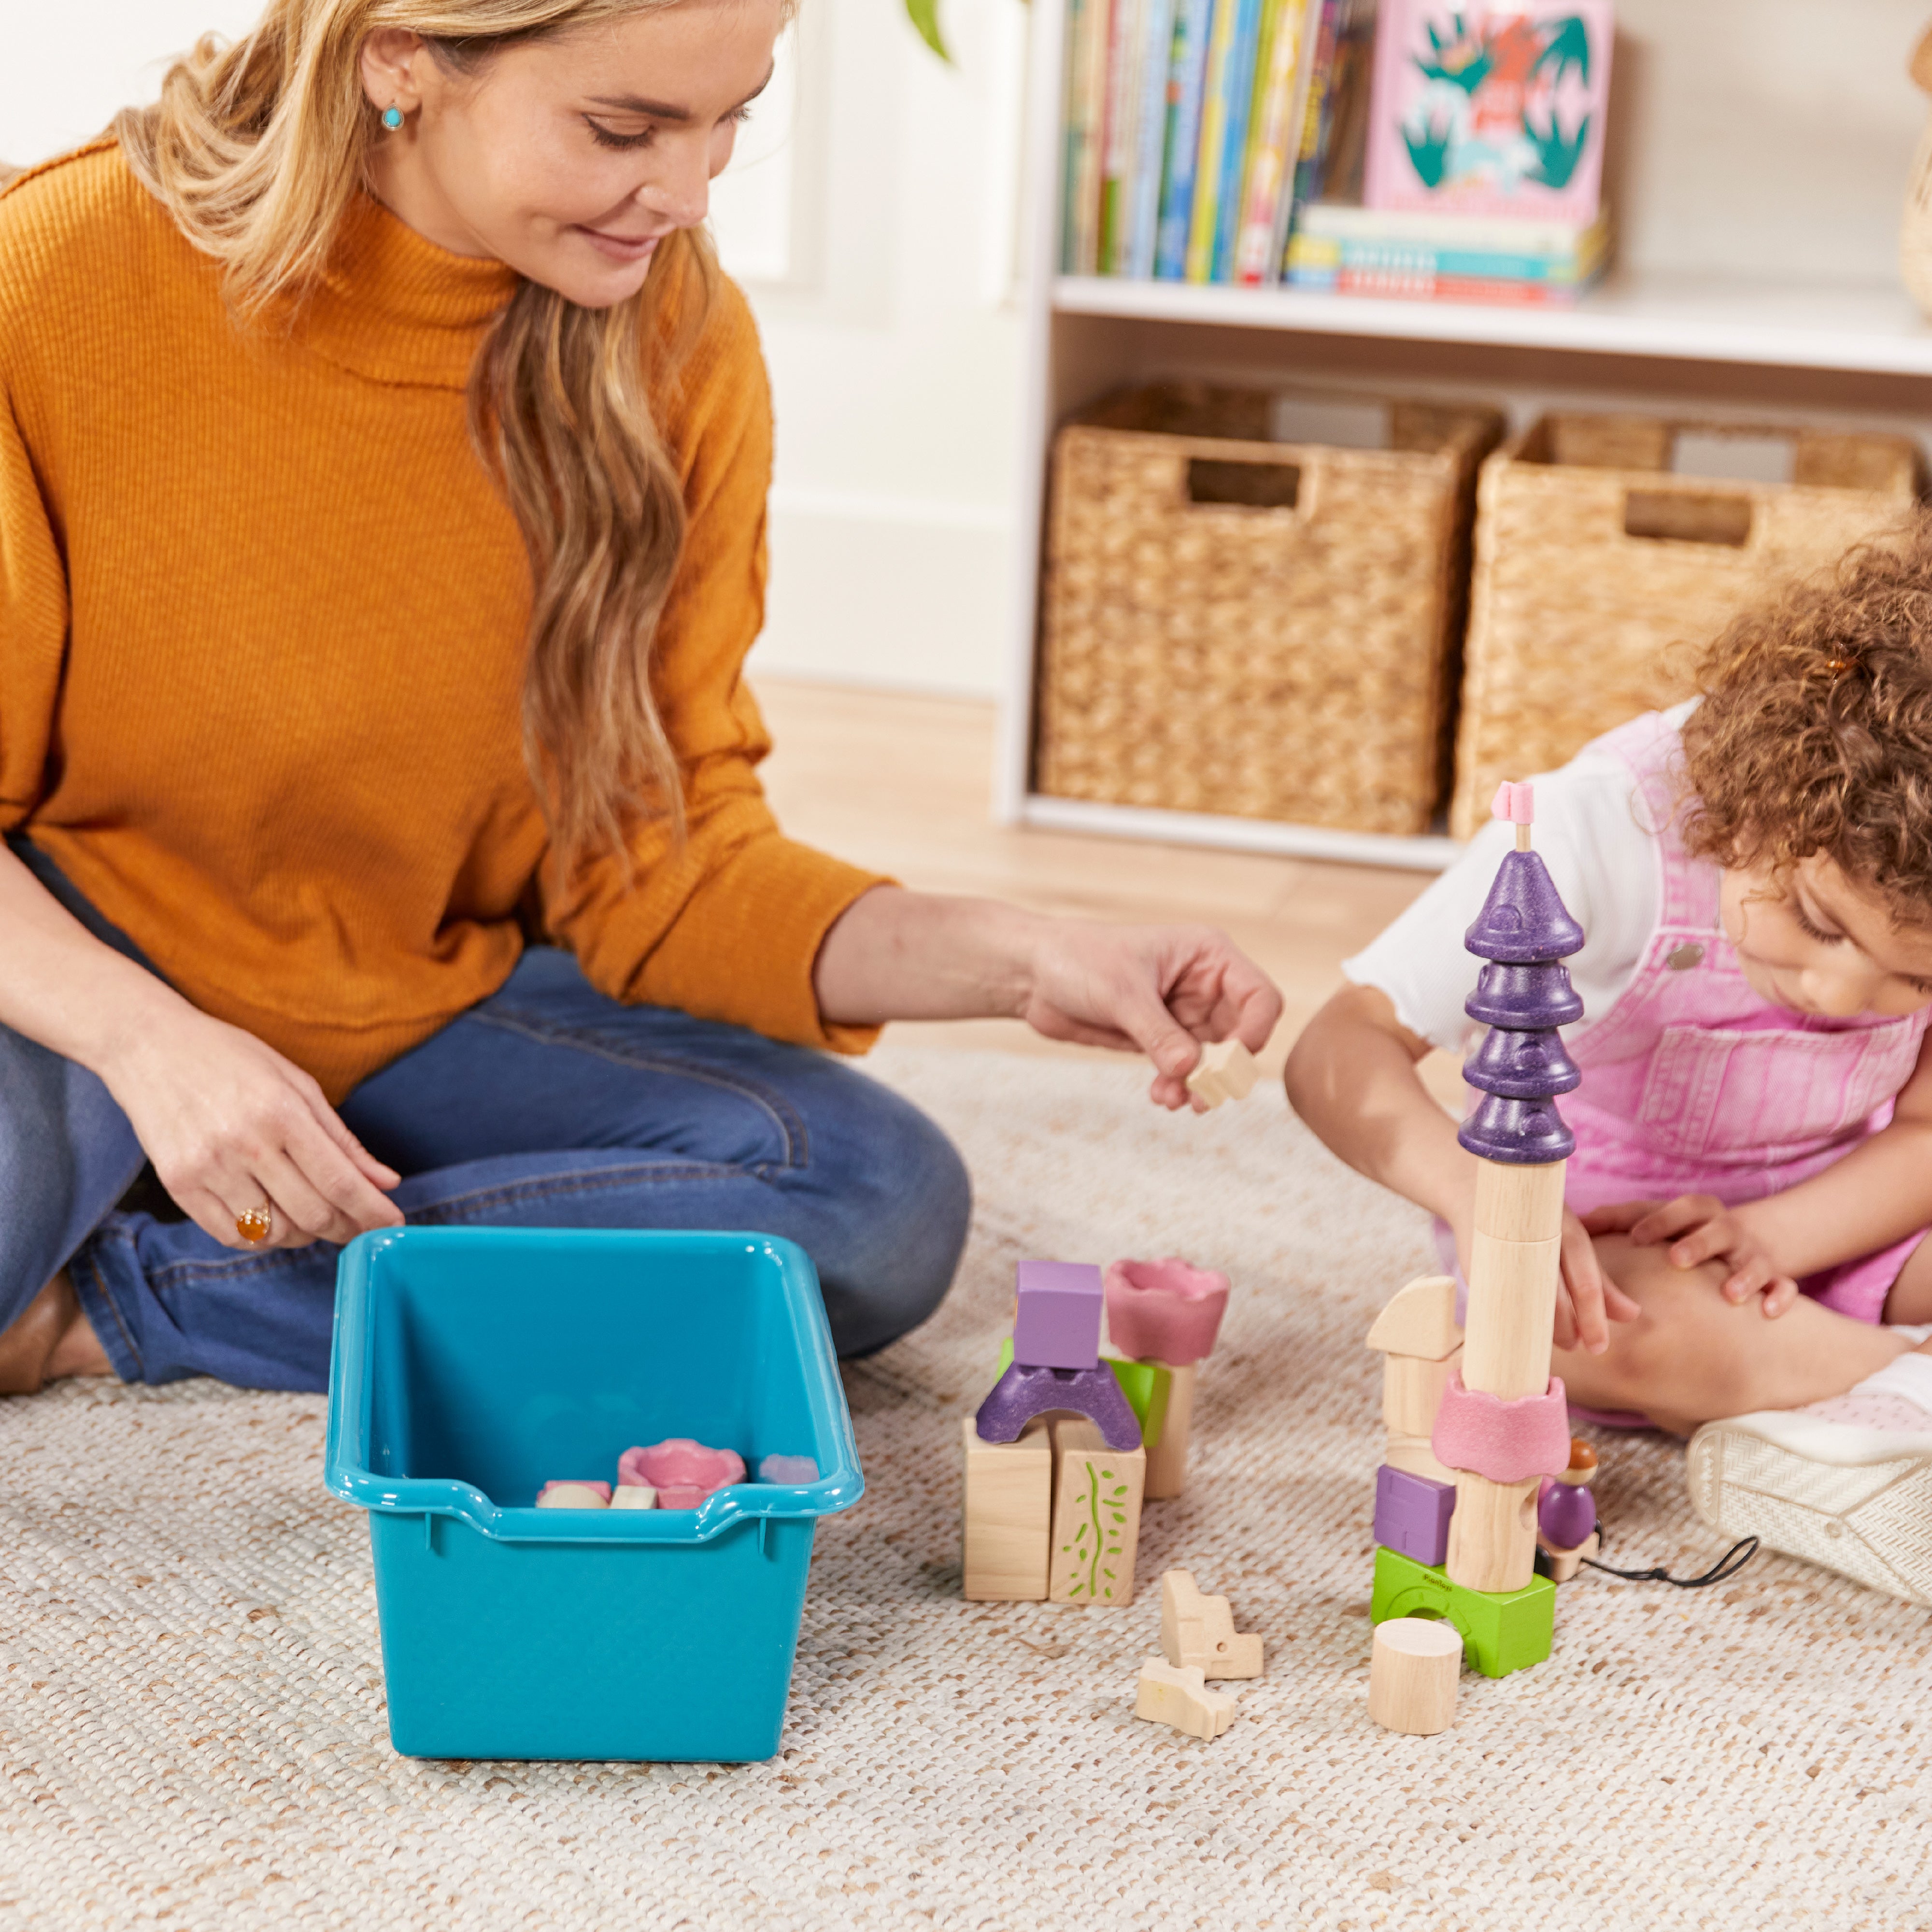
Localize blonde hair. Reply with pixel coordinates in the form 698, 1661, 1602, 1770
115, 1, 716, 866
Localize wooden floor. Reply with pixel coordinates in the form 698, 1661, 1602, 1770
753, 678, 1444, 1082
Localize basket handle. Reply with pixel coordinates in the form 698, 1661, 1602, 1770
1622, 487, 1754, 550
1185, 455, 1304, 512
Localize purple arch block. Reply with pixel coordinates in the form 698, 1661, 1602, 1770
974, 1362, 1143, 1450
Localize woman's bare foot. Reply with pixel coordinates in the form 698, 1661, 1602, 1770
0, 1271, 111, 1392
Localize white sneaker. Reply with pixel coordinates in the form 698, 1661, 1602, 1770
1685, 1352, 1932, 1606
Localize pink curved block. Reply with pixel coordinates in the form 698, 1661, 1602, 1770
536, 1480, 611, 1508
617, 1438, 746, 1505
1431, 1372, 1571, 1484
1103, 1258, 1230, 1365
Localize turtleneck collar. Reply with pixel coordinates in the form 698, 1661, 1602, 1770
297, 192, 522, 390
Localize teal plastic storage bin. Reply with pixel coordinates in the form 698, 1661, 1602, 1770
324, 1226, 862, 1762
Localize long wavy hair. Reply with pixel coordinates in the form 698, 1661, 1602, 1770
115, 1, 718, 866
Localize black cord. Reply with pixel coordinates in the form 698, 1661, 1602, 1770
1579, 1527, 1760, 1589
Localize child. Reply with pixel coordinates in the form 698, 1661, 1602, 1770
1286, 526, 1932, 1606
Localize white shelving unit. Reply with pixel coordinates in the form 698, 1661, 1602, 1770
995, 0, 1932, 872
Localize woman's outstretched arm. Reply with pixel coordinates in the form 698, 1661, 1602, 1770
812, 885, 1283, 1111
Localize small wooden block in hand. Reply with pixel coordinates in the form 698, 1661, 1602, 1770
1185, 1037, 1259, 1109
1134, 1658, 1236, 1739
1159, 1568, 1263, 1678
1368, 1617, 1462, 1736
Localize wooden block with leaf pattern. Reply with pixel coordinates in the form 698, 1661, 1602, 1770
1047, 1418, 1145, 1606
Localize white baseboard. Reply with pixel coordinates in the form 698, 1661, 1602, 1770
752, 492, 1016, 698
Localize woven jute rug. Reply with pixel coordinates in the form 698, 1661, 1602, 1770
3, 1045, 1929, 1932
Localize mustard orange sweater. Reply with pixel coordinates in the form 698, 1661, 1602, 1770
0, 143, 882, 1100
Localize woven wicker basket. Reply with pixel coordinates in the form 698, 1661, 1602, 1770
1449, 414, 1923, 837
1035, 382, 1504, 836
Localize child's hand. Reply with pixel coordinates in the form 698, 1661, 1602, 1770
1555, 1208, 1642, 1353
1583, 1196, 1801, 1317
1449, 1188, 1639, 1354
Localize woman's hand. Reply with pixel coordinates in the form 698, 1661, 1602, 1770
98, 1003, 403, 1252
1018, 918, 1283, 1108
1583, 1195, 1801, 1316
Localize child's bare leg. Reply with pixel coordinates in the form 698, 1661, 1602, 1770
1881, 1236, 1932, 1341
1555, 1234, 1908, 1436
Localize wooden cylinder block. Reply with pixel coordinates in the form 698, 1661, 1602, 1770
1445, 1471, 1541, 1594
1144, 1360, 1197, 1499
1474, 1158, 1567, 1244
1368, 1618, 1463, 1735
1382, 1349, 1462, 1436
1462, 1231, 1562, 1399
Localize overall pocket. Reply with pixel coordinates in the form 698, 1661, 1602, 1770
1634, 1019, 1925, 1164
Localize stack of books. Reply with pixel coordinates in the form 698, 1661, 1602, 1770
1285, 203, 1611, 305
1062, 0, 1615, 305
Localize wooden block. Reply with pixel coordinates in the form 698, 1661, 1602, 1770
1365, 1275, 1461, 1360
1445, 1471, 1541, 1594
1462, 1230, 1562, 1400
1382, 1348, 1461, 1436
1185, 1037, 1259, 1108
1159, 1568, 1264, 1679
1384, 1431, 1459, 1486
1143, 1359, 1195, 1499
1368, 1617, 1462, 1736
1474, 1158, 1567, 1244
962, 1415, 1052, 1601
1134, 1658, 1236, 1739
1542, 1527, 1600, 1584
1048, 1418, 1145, 1605
535, 1482, 610, 1509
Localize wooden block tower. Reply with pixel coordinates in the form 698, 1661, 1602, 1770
1369, 781, 1583, 1681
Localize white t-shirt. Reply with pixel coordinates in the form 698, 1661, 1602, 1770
1343, 702, 1700, 1052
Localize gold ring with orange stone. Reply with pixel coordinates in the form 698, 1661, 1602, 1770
235, 1205, 273, 1246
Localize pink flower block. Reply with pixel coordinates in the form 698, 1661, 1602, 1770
617, 1438, 746, 1507
1103, 1258, 1230, 1365
1431, 1372, 1571, 1484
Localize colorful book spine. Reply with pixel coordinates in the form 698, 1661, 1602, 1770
1208, 0, 1267, 281
1075, 0, 1118, 274
1183, 0, 1241, 281
1098, 0, 1147, 273
1126, 0, 1179, 277
1060, 0, 1092, 272
1263, 0, 1338, 284
1232, 0, 1315, 285
1320, 265, 1605, 303
1153, 0, 1216, 279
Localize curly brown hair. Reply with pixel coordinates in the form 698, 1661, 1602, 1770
1680, 513, 1932, 921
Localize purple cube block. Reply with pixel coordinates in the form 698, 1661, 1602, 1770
1374, 1463, 1456, 1569
1011, 1259, 1104, 1371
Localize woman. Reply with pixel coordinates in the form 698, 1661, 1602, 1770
0, 0, 1280, 1394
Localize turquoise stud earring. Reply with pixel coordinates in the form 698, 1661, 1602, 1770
382, 104, 404, 131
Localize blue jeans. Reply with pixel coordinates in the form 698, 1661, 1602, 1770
0, 842, 971, 1391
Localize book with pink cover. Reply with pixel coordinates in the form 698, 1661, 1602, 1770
1362, 1, 1612, 223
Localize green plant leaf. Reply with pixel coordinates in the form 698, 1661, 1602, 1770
905, 0, 951, 61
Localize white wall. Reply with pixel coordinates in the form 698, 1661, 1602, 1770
0, 0, 1026, 697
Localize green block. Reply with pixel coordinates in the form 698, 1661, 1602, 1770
1370, 1545, 1555, 1679
991, 1339, 1170, 1449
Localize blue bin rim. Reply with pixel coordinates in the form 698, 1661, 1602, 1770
323, 1225, 864, 1545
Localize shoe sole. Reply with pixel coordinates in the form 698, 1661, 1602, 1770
1686, 1416, 1932, 1607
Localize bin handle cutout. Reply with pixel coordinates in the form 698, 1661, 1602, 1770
1186, 455, 1302, 512
1623, 487, 1753, 549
